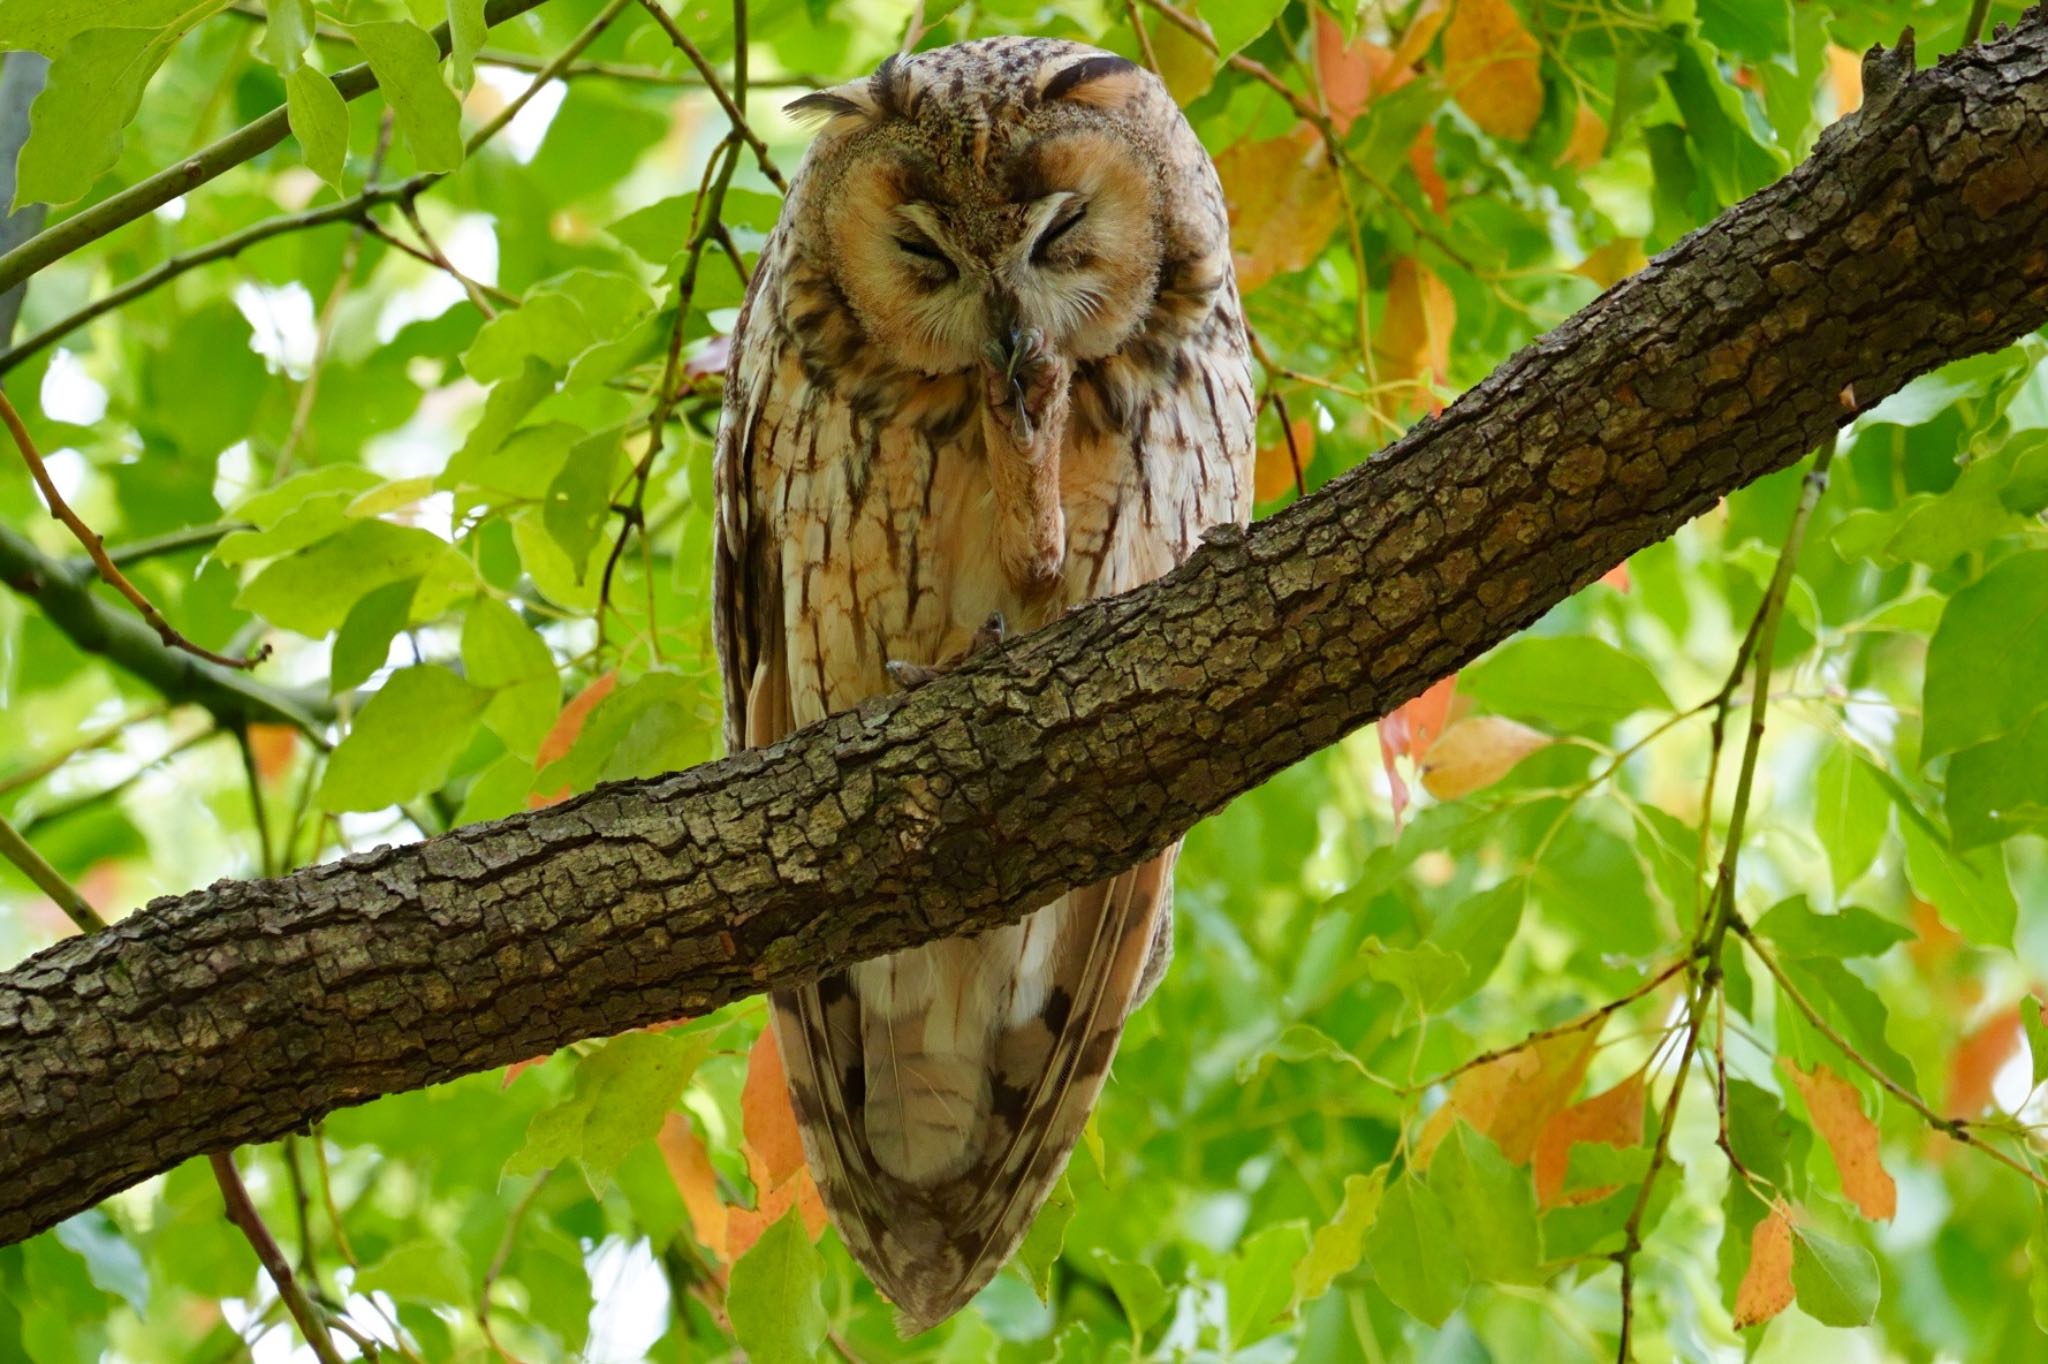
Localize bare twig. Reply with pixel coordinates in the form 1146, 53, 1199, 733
210, 1152, 349, 1364
0, 814, 107, 933
398, 196, 499, 321
1, 388, 270, 669
477, 1170, 551, 1364
1125, 0, 1163, 73
632, 0, 790, 192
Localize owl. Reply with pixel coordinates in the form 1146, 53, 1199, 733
711, 36, 1255, 1331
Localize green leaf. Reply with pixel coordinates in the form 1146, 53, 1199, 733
1945, 711, 2048, 849
231, 466, 383, 528
607, 187, 783, 264
319, 665, 490, 812
286, 65, 350, 190
1237, 1022, 1372, 1085
0, 0, 195, 55
2024, 998, 2048, 1098
1427, 881, 1523, 1004
543, 431, 619, 581
1924, 549, 2048, 759
346, 20, 464, 172
1696, 0, 1792, 66
1723, 1079, 1798, 1187
1459, 636, 1673, 731
1427, 1124, 1542, 1285
464, 272, 651, 383
1753, 896, 1912, 959
355, 1239, 473, 1305
727, 1210, 827, 1364
261, 0, 315, 70
1812, 744, 1889, 895
1294, 1166, 1387, 1308
455, 751, 534, 826
1777, 956, 1919, 1094
2032, 1193, 2048, 1333
448, 0, 485, 89
1205, 0, 1286, 57
1225, 1222, 1309, 1346
506, 1031, 708, 1191
1360, 938, 1465, 1018
330, 577, 418, 695
1094, 1252, 1169, 1338
449, 358, 560, 480
53, 1212, 147, 1315
18, 27, 175, 206
236, 520, 473, 636
1365, 1173, 1468, 1327
462, 596, 560, 760
1791, 1229, 1879, 1327
1015, 1176, 1075, 1301
1900, 816, 2017, 948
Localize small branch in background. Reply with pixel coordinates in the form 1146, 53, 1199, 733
209, 1152, 350, 1364
0, 813, 108, 932
398, 196, 499, 321
0, 702, 171, 799
1966, 0, 1994, 47
235, 729, 277, 879
1124, 0, 1162, 73
633, 0, 790, 193
96, 521, 250, 570
0, 388, 271, 669
478, 1169, 550, 1363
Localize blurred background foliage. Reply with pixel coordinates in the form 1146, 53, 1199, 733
1, 0, 2045, 1360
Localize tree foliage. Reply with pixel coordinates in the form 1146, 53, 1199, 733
0, 1, 2044, 1361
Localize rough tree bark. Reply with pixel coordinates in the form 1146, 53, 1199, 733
3, 19, 2046, 1248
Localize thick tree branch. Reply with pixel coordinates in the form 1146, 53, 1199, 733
0, 0, 556, 298
1, 18, 2045, 1247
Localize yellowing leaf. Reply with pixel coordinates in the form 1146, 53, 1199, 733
1420, 716, 1551, 800
1417, 1028, 1599, 1167
1441, 0, 1544, 141
1391, 0, 1450, 72
1556, 102, 1606, 169
245, 723, 300, 785
1378, 256, 1455, 396
1575, 238, 1648, 289
1532, 1070, 1644, 1206
742, 1025, 809, 1193
1254, 415, 1314, 503
659, 1111, 730, 1264
1315, 12, 1391, 135
1781, 1059, 1896, 1221
1215, 125, 1343, 293
1826, 44, 1862, 119
1733, 1200, 1795, 1328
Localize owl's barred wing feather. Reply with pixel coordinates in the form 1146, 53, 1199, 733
710, 33, 1255, 1334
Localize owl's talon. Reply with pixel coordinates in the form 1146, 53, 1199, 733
886, 659, 940, 691
973, 611, 1007, 650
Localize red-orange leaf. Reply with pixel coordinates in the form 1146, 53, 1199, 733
1215, 124, 1343, 293
529, 670, 617, 806
1253, 415, 1314, 503
1441, 0, 1544, 142
741, 1025, 808, 1193
1732, 1199, 1795, 1328
659, 1111, 730, 1263
1781, 1059, 1896, 1221
1378, 256, 1455, 402
1532, 1069, 1644, 1206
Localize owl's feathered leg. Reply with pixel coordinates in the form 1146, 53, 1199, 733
884, 612, 1006, 690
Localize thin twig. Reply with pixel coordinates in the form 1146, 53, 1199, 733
210, 1152, 349, 1364
0, 814, 108, 932
477, 1169, 551, 1364
235, 729, 277, 879
1966, 0, 1994, 47
632, 0, 789, 192
398, 197, 499, 320
1, 388, 270, 669
97, 522, 250, 569
0, 702, 171, 798
1125, 0, 1162, 73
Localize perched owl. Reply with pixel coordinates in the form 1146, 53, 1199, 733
711, 36, 1255, 1331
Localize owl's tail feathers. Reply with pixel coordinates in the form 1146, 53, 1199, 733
769, 855, 1174, 1337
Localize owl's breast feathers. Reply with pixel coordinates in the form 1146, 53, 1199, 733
710, 35, 1256, 1334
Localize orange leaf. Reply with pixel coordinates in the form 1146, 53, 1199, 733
1378, 257, 1455, 400
741, 1025, 809, 1193
1944, 1006, 2024, 1121
1732, 1199, 1795, 1329
1781, 1059, 1896, 1221
1533, 1070, 1644, 1206
1441, 0, 1544, 141
529, 670, 617, 806
1574, 238, 1647, 289
1825, 44, 1863, 119
1254, 414, 1314, 503
725, 1171, 828, 1261
1378, 674, 1457, 828
1556, 102, 1607, 169
1409, 124, 1448, 216
1215, 124, 1343, 293
659, 1111, 731, 1263
1390, 0, 1450, 73
501, 1054, 551, 1089
245, 723, 300, 785
1314, 12, 1389, 135
1597, 562, 1632, 593
1419, 716, 1551, 800
1417, 1027, 1599, 1167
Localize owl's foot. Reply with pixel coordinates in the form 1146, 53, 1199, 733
982, 329, 1067, 448
885, 613, 1007, 691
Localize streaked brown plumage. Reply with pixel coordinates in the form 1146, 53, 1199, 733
711, 35, 1254, 1332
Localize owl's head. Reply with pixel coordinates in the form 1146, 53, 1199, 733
780, 38, 1226, 381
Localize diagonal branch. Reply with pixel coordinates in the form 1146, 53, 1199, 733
0, 14, 2045, 1249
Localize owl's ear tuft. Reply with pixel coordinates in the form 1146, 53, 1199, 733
870, 53, 919, 118
785, 89, 870, 127
1039, 54, 1145, 108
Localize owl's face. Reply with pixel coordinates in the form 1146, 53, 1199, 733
787, 43, 1184, 381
